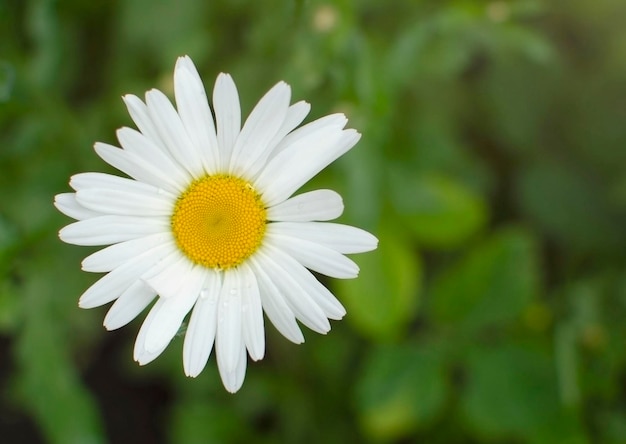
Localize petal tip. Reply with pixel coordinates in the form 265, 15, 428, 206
58, 227, 68, 242
184, 369, 199, 378
103, 320, 118, 331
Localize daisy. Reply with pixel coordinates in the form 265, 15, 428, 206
54, 56, 378, 393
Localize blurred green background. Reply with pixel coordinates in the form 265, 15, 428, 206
2, 0, 626, 442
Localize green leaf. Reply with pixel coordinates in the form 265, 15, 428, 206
0, 60, 15, 102
430, 227, 539, 330
516, 162, 624, 251
477, 52, 557, 155
0, 280, 21, 333
463, 343, 554, 435
599, 410, 626, 444
461, 342, 586, 444
170, 401, 250, 444
13, 250, 105, 444
334, 224, 420, 341
390, 170, 488, 249
356, 344, 447, 440
117, 0, 212, 71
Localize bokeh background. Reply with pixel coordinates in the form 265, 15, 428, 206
2, 0, 626, 442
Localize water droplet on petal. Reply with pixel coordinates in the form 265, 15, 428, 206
200, 288, 218, 305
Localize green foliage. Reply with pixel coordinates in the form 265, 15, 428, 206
390, 169, 488, 248
461, 342, 586, 444
356, 344, 447, 439
2, 0, 626, 442
517, 161, 623, 251
335, 224, 421, 340
430, 227, 539, 331
11, 243, 105, 444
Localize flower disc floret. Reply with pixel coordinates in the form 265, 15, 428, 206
171, 175, 267, 269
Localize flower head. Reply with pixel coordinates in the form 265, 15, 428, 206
55, 56, 378, 392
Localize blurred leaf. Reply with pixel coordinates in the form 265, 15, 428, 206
117, 0, 211, 71
25, 0, 63, 89
0, 214, 20, 267
477, 52, 557, 155
338, 121, 387, 228
461, 342, 586, 444
356, 343, 447, 440
0, 60, 15, 102
385, 14, 430, 93
170, 400, 250, 444
386, 6, 476, 88
430, 227, 539, 330
558, 273, 624, 404
0, 280, 20, 333
516, 162, 624, 251
555, 323, 581, 407
13, 249, 104, 444
554, 278, 606, 407
390, 168, 488, 249
599, 410, 626, 444
334, 223, 420, 341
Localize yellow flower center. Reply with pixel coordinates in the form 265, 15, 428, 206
171, 175, 267, 270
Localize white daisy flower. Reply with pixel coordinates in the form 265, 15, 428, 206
54, 56, 378, 393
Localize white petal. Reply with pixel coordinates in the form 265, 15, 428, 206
70, 171, 162, 193
183, 270, 221, 377
255, 117, 360, 206
260, 244, 346, 320
134, 298, 168, 365
94, 142, 191, 191
256, 247, 330, 334
78, 242, 175, 309
265, 101, 311, 159
267, 189, 343, 222
217, 342, 247, 393
143, 264, 206, 353
145, 89, 204, 177
229, 81, 290, 178
266, 233, 359, 279
144, 255, 194, 299
82, 233, 173, 272
216, 269, 243, 375
54, 193, 101, 220
79, 273, 130, 309
103, 280, 157, 330
272, 113, 347, 154
213, 73, 241, 170
249, 255, 304, 344
174, 57, 220, 174
59, 215, 168, 246
123, 94, 169, 153
238, 262, 265, 361
139, 249, 185, 283
75, 188, 173, 217
70, 172, 177, 214
268, 222, 378, 254
116, 127, 189, 192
